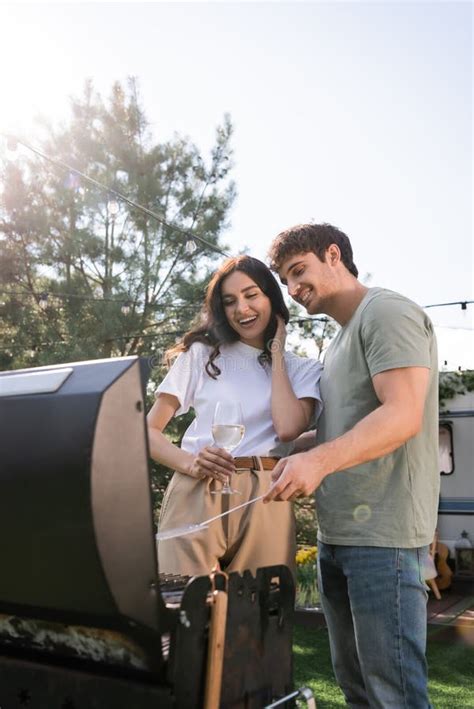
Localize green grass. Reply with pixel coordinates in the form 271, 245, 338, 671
293, 625, 474, 709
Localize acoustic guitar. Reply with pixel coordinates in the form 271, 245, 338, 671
431, 530, 453, 591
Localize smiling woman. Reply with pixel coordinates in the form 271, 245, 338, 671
221, 271, 273, 349
147, 255, 323, 580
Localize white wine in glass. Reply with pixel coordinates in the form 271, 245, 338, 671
211, 401, 245, 495
212, 423, 245, 450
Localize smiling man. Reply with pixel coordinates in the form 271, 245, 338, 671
265, 223, 439, 709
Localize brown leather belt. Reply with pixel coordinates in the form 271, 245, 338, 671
233, 456, 279, 471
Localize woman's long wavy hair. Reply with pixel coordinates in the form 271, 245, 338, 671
166, 255, 290, 378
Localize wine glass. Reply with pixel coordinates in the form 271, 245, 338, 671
210, 400, 245, 495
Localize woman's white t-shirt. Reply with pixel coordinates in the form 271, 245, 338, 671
156, 341, 323, 457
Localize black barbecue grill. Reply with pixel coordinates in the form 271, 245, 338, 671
0, 357, 300, 708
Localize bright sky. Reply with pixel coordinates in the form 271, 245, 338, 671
1, 1, 472, 369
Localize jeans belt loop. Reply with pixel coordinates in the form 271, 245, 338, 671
251, 455, 264, 473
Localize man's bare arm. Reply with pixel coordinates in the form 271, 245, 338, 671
264, 366, 430, 502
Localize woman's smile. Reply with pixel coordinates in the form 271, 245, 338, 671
221, 270, 272, 348
237, 314, 258, 328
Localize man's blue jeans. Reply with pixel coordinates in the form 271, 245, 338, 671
317, 542, 431, 708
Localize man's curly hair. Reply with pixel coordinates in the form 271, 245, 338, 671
268, 223, 358, 278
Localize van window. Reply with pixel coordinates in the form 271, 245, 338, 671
439, 423, 454, 475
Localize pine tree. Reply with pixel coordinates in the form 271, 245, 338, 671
0, 78, 235, 373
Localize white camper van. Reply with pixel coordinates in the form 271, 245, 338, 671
437, 388, 474, 557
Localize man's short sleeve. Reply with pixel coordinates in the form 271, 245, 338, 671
155, 343, 206, 416
360, 293, 433, 377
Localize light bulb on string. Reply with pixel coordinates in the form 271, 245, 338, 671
38, 293, 49, 310
64, 172, 81, 192
185, 239, 197, 254
6, 135, 18, 154
121, 301, 132, 316
108, 199, 120, 216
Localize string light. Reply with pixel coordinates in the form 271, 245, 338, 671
294, 301, 474, 318
2, 316, 473, 357
6, 136, 18, 153
1, 137, 470, 328
0, 129, 470, 359
296, 316, 330, 325
424, 300, 473, 310
0, 329, 188, 354
0, 289, 202, 310
1, 289, 472, 322
107, 199, 120, 216
1, 134, 230, 258
64, 173, 81, 192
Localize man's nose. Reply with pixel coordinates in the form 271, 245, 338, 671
287, 281, 299, 298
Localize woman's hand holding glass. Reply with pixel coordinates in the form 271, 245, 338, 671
210, 401, 245, 495
188, 445, 235, 483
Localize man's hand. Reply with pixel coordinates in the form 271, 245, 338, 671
263, 450, 328, 502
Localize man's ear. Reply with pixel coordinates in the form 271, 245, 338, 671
326, 243, 341, 265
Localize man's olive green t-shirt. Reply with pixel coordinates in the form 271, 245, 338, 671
315, 287, 439, 548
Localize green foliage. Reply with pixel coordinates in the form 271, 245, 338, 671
0, 77, 235, 371
295, 546, 319, 608
439, 369, 474, 409
295, 563, 320, 609
286, 302, 338, 359
294, 497, 318, 546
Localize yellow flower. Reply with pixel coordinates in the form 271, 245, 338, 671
296, 546, 318, 566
